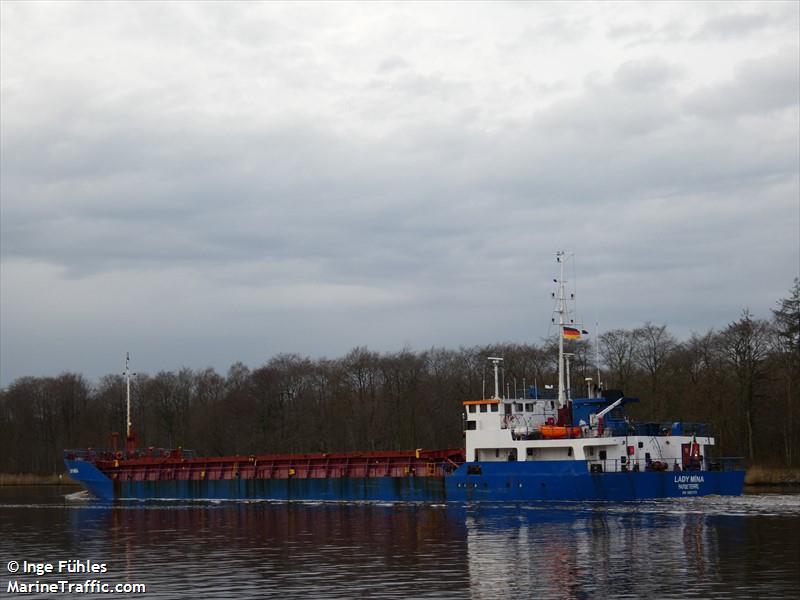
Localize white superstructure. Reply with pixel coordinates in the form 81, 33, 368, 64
463, 393, 715, 474
462, 253, 716, 476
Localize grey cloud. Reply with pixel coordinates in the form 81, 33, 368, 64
606, 19, 689, 47
608, 5, 796, 47
693, 10, 792, 41
532, 84, 679, 140
607, 21, 654, 40
612, 58, 684, 94
378, 56, 409, 72
684, 47, 800, 117
5, 75, 794, 283
368, 70, 472, 101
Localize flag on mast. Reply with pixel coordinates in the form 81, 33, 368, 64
563, 326, 581, 340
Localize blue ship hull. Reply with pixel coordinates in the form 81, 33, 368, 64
64, 458, 449, 502
447, 461, 745, 501
65, 458, 744, 502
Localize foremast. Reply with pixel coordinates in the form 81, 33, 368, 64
124, 353, 137, 453
125, 352, 132, 437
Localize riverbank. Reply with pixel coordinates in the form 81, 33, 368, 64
0, 473, 78, 486
744, 466, 800, 486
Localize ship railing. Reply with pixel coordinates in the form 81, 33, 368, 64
588, 458, 676, 473
63, 449, 91, 461
108, 457, 463, 482
587, 456, 744, 474
630, 422, 712, 437
63, 448, 198, 461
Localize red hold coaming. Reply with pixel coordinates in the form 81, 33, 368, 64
65, 448, 466, 483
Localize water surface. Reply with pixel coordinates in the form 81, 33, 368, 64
1, 487, 798, 598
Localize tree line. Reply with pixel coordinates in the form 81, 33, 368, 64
1, 280, 797, 474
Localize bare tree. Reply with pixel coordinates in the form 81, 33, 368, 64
634, 323, 676, 392
600, 329, 639, 391
771, 279, 800, 465
718, 310, 773, 460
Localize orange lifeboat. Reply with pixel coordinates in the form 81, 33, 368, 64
539, 425, 582, 439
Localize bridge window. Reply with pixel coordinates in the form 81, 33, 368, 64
490, 404, 498, 412
468, 405, 476, 413
465, 421, 477, 430
525, 403, 534, 412
514, 403, 523, 413
480, 404, 488, 413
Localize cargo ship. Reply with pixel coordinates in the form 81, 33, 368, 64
65, 253, 745, 501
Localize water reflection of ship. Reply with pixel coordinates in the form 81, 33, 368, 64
683, 514, 706, 578
463, 505, 719, 599
67, 502, 471, 596
41, 494, 800, 597
464, 506, 586, 598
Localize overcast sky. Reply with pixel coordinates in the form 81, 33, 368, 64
1, 1, 798, 385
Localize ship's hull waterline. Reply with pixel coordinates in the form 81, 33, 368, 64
65, 458, 744, 502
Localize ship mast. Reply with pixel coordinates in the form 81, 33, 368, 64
125, 352, 132, 437
595, 319, 602, 398
556, 251, 567, 408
